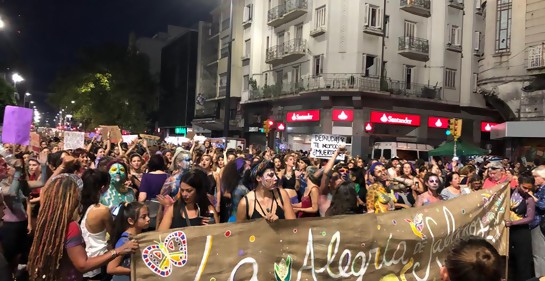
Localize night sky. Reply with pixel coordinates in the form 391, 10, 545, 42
0, 0, 216, 111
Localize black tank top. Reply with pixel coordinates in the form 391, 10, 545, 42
245, 189, 285, 220
282, 172, 296, 190
207, 174, 216, 195
171, 200, 203, 228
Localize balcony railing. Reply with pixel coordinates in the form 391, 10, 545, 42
385, 80, 442, 100
528, 45, 545, 70
267, 0, 308, 27
266, 38, 307, 64
400, 0, 431, 17
246, 74, 444, 102
398, 36, 429, 61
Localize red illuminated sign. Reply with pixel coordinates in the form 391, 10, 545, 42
364, 122, 373, 132
332, 109, 354, 122
277, 123, 285, 131
370, 111, 421, 126
286, 110, 320, 122
428, 116, 449, 129
481, 122, 499, 132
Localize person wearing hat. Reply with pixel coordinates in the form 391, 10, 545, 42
483, 161, 508, 190
387, 157, 401, 178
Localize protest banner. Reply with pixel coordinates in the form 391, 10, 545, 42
63, 131, 85, 150
1, 106, 33, 145
310, 134, 350, 160
133, 184, 509, 281
100, 125, 122, 143
30, 132, 41, 152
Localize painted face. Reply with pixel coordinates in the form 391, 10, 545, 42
109, 163, 127, 184
180, 182, 197, 203
427, 176, 440, 190
373, 165, 388, 182
260, 169, 278, 190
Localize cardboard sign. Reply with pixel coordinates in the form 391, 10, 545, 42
310, 134, 350, 160
122, 135, 139, 144
1, 106, 33, 145
100, 125, 122, 143
139, 134, 160, 146
63, 131, 85, 150
30, 132, 41, 152
133, 184, 509, 280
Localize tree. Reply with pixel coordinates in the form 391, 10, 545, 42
50, 44, 156, 132
0, 76, 15, 119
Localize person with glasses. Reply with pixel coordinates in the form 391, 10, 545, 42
415, 173, 443, 207
483, 161, 508, 190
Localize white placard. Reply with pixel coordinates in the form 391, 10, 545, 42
63, 131, 85, 150
122, 135, 139, 144
310, 134, 350, 160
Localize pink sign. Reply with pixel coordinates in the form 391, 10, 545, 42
332, 109, 354, 122
428, 116, 449, 129
286, 110, 320, 122
370, 111, 421, 126
1, 106, 33, 145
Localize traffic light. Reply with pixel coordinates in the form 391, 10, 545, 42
263, 119, 274, 135
448, 118, 463, 140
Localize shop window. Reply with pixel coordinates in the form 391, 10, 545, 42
373, 149, 382, 159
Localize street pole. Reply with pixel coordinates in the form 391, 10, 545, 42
223, 0, 234, 138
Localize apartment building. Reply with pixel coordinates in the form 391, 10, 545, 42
196, 0, 500, 155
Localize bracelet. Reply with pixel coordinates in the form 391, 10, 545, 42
110, 249, 118, 258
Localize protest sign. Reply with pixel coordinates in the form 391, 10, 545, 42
139, 134, 160, 146
133, 184, 509, 281
100, 125, 122, 143
310, 134, 350, 160
1, 106, 33, 145
30, 132, 41, 152
122, 135, 139, 144
63, 131, 85, 150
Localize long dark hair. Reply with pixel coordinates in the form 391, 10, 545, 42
180, 168, 211, 217
80, 169, 110, 220
109, 202, 147, 248
221, 158, 245, 194
325, 182, 358, 216
445, 237, 501, 281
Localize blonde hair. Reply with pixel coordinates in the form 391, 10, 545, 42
532, 165, 545, 179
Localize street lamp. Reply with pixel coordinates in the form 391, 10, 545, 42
0, 17, 5, 29
12, 73, 24, 106
71, 100, 75, 104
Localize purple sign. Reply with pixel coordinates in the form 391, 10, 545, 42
2, 106, 33, 145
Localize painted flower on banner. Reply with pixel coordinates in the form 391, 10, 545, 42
141, 231, 188, 277
405, 213, 427, 240
274, 255, 292, 281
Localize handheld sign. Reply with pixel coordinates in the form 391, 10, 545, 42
310, 134, 351, 160
1, 106, 33, 145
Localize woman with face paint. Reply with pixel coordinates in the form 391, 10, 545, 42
100, 161, 135, 210
236, 160, 296, 223
415, 173, 443, 207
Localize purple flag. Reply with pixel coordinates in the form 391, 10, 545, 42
2, 106, 33, 145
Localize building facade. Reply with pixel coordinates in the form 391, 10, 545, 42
197, 0, 501, 157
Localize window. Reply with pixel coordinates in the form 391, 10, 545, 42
362, 54, 378, 77
404, 21, 416, 38
528, 45, 544, 69
264, 73, 268, 85
276, 70, 283, 87
404, 65, 414, 89
313, 54, 324, 76
473, 73, 478, 92
315, 6, 326, 29
220, 36, 229, 58
449, 25, 461, 46
473, 31, 481, 51
266, 36, 270, 49
244, 39, 251, 57
384, 15, 390, 37
219, 73, 227, 88
445, 69, 457, 89
243, 4, 253, 23
364, 4, 382, 29
383, 149, 391, 160
292, 66, 300, 86
243, 75, 249, 91
495, 0, 512, 53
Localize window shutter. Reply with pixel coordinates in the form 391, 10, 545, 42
364, 3, 369, 27
320, 55, 324, 74
249, 4, 253, 21
456, 27, 461, 45
243, 5, 248, 22
447, 25, 452, 44
377, 8, 383, 28
473, 31, 480, 51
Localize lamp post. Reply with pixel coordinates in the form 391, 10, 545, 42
0, 17, 5, 29
12, 73, 24, 106
24, 92, 31, 108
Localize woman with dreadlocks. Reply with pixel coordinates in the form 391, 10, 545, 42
28, 174, 139, 281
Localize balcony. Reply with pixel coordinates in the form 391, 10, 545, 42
363, 26, 384, 36
398, 36, 429, 61
248, 81, 304, 101
267, 0, 308, 28
400, 0, 431, 17
266, 38, 307, 65
302, 74, 381, 93
310, 26, 326, 37
448, 0, 464, 10
527, 45, 545, 70
385, 79, 442, 100
446, 43, 462, 53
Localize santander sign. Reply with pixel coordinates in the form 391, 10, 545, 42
370, 111, 421, 127
428, 116, 449, 129
286, 110, 321, 122
332, 109, 354, 122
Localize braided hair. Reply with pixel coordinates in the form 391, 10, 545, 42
28, 175, 81, 281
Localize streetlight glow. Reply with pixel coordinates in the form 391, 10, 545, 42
12, 73, 24, 83
71, 100, 75, 104
0, 17, 5, 29
25, 92, 31, 96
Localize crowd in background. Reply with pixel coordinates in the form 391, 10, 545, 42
0, 135, 544, 281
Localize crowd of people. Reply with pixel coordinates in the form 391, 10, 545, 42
0, 134, 543, 281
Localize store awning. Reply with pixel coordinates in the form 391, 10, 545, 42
491, 121, 545, 139
428, 141, 488, 157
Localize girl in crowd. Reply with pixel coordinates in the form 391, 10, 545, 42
80, 169, 112, 281
325, 182, 358, 216
237, 160, 296, 223
157, 169, 219, 230
128, 154, 144, 192
28, 175, 138, 281
415, 173, 443, 207
440, 237, 502, 281
138, 155, 168, 201
292, 166, 320, 218
199, 155, 220, 212
281, 154, 300, 204
220, 158, 249, 222
214, 155, 225, 174
441, 172, 462, 200
107, 202, 150, 281
392, 163, 419, 208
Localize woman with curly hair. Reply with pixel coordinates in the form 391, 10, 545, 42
28, 174, 138, 281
